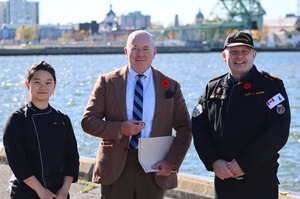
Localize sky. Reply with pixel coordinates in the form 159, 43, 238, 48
38, 0, 298, 26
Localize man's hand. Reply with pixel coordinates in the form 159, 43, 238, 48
227, 159, 245, 178
152, 160, 174, 176
212, 159, 234, 180
120, 120, 145, 136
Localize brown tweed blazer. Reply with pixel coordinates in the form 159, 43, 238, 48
81, 66, 192, 189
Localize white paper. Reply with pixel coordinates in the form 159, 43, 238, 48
138, 136, 174, 173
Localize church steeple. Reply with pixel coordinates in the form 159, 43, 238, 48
174, 14, 179, 27
107, 4, 116, 16
195, 8, 204, 25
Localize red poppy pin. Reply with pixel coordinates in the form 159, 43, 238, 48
243, 82, 251, 90
162, 80, 175, 98
161, 80, 170, 87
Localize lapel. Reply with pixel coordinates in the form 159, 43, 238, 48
111, 66, 128, 120
151, 67, 166, 135
110, 66, 169, 132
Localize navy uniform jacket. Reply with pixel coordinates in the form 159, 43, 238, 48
3, 102, 79, 198
192, 65, 290, 178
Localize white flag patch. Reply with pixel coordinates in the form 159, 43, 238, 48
266, 93, 285, 109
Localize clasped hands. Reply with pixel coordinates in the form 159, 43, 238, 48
212, 159, 245, 180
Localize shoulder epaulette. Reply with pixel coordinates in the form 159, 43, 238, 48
209, 73, 227, 82
261, 71, 282, 81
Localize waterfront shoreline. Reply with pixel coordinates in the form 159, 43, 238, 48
0, 46, 299, 56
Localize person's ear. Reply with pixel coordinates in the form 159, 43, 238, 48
25, 81, 30, 89
222, 51, 227, 62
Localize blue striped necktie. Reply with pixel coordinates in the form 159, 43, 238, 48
129, 75, 144, 149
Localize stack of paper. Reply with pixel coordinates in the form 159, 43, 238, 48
138, 136, 174, 173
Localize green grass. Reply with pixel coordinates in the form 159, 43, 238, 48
77, 180, 97, 193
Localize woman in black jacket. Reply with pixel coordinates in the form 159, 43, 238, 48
3, 61, 79, 199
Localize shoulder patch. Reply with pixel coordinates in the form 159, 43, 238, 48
261, 71, 281, 81
266, 93, 285, 109
192, 104, 203, 117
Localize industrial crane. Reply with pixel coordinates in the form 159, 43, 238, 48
150, 0, 267, 49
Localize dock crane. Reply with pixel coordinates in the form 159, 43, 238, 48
150, 0, 266, 49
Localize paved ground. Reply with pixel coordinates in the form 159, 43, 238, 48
0, 163, 173, 199
1, 161, 299, 199
0, 163, 102, 199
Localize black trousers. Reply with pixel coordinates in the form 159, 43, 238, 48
214, 173, 279, 199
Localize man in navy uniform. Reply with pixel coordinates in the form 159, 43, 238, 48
192, 31, 291, 199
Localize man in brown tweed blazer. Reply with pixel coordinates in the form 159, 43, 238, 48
81, 30, 192, 199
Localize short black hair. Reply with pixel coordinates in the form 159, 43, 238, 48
27, 61, 56, 83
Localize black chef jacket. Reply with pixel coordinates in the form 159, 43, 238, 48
3, 102, 79, 198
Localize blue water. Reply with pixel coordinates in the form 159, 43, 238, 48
0, 52, 299, 192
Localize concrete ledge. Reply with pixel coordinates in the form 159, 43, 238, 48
164, 174, 300, 199
79, 157, 94, 181
0, 146, 7, 164
1, 147, 300, 199
165, 174, 214, 199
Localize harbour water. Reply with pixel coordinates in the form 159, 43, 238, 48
0, 52, 299, 192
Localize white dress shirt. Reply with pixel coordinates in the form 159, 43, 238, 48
126, 66, 155, 138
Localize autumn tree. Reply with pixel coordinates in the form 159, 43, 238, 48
15, 26, 38, 43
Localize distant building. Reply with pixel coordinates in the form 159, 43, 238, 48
279, 30, 300, 47
0, 2, 7, 23
0, 24, 17, 40
99, 4, 118, 32
264, 15, 300, 47
27, 1, 39, 24
98, 4, 151, 32
118, 11, 151, 30
174, 14, 179, 27
0, 23, 72, 42
0, 0, 39, 24
195, 9, 204, 25
38, 24, 72, 41
264, 15, 300, 32
79, 21, 99, 35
